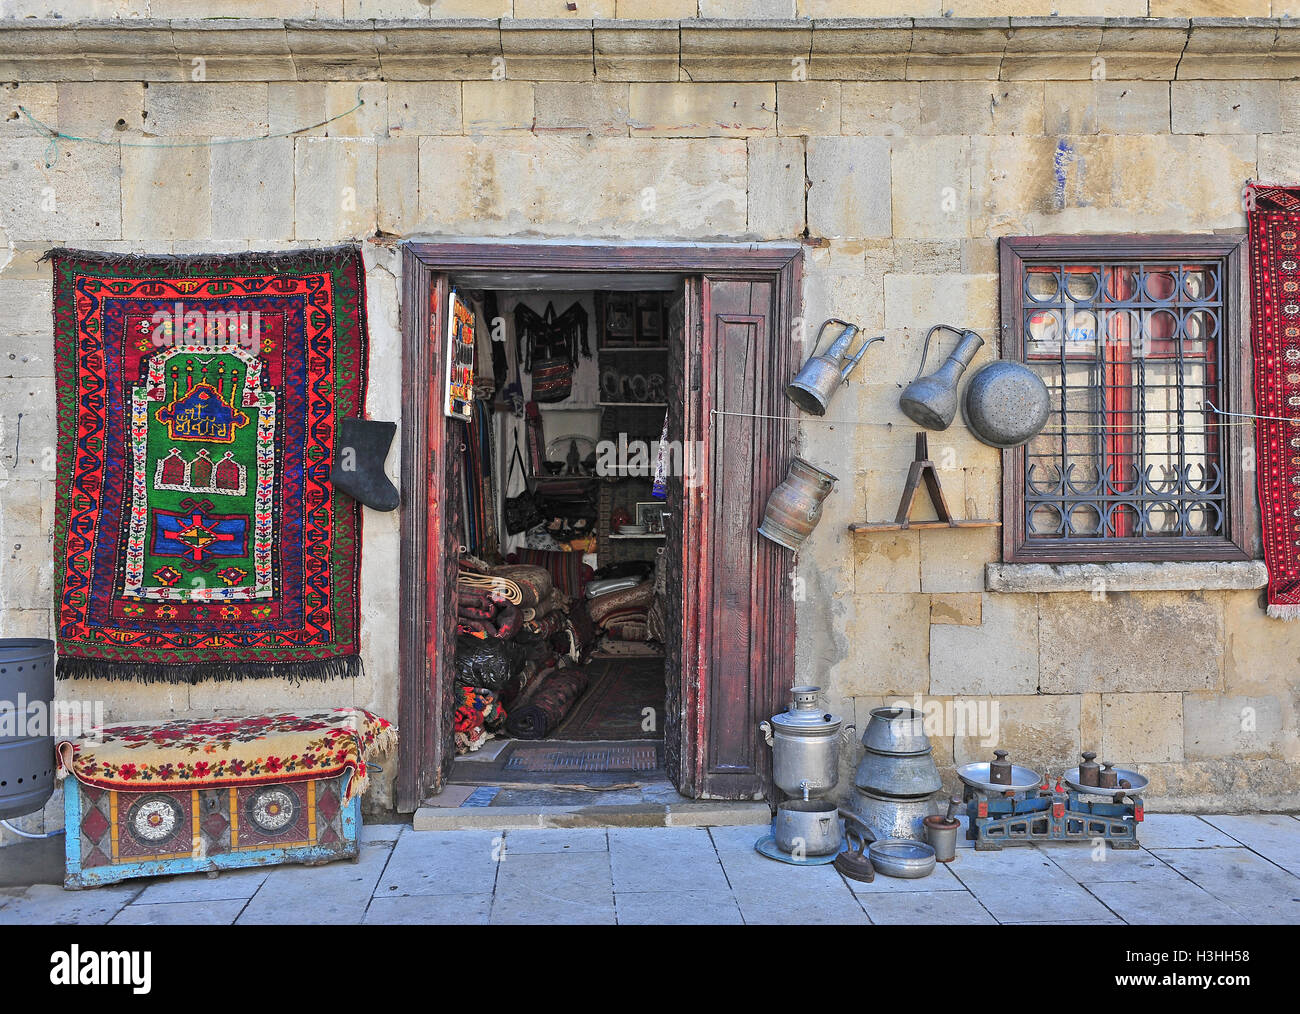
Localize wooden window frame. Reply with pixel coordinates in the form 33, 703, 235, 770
999, 234, 1253, 564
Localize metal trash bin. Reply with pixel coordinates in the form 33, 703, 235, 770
0, 638, 57, 820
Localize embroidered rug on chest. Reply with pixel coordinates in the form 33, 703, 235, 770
51, 247, 368, 681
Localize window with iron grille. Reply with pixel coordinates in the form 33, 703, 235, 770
999, 235, 1251, 563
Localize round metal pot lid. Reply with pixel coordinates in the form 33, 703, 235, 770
770, 712, 843, 735
770, 689, 843, 732
960, 361, 1051, 449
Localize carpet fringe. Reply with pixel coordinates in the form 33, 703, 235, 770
56, 654, 363, 685
1266, 603, 1300, 620
42, 244, 362, 271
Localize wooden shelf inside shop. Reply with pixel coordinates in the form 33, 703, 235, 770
610, 533, 666, 540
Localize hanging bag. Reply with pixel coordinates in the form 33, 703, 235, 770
503, 433, 544, 535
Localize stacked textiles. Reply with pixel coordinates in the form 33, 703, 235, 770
454, 687, 507, 754
587, 579, 655, 643
504, 665, 589, 739
452, 560, 590, 746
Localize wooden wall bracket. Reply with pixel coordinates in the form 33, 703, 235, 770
849, 432, 1001, 534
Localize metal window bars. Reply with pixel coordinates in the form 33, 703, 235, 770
1020, 260, 1225, 542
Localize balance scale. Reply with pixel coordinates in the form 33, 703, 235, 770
956, 757, 1146, 851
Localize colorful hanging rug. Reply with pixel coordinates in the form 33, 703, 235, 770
56, 709, 395, 803
1249, 185, 1300, 618
50, 247, 368, 680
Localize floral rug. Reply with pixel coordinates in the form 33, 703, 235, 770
56, 709, 395, 803
50, 247, 367, 681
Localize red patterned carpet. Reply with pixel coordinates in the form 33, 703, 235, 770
553, 657, 667, 741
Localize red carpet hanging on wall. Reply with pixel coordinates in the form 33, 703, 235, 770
1248, 185, 1300, 618
51, 247, 368, 681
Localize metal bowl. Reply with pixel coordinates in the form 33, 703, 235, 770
868, 838, 937, 879
862, 706, 932, 754
1062, 766, 1149, 797
961, 360, 1051, 449
956, 761, 1042, 794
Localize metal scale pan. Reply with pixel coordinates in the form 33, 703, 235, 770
1061, 767, 1148, 798
955, 761, 1041, 795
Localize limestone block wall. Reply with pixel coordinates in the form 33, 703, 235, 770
6, 3, 1300, 24
0, 19, 1297, 840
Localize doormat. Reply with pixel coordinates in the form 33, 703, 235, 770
50, 247, 368, 681
553, 656, 667, 741
502, 741, 662, 773
1248, 186, 1300, 618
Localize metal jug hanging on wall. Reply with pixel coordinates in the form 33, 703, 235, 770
898, 324, 985, 430
785, 319, 885, 417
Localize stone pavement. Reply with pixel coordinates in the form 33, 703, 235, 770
1, 813, 1297, 925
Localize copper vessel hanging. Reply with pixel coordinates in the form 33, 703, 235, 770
758, 458, 838, 553
785, 318, 884, 417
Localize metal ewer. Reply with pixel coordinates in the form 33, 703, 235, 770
898, 324, 985, 431
785, 319, 885, 417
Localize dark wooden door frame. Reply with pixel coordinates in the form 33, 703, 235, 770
397, 241, 803, 811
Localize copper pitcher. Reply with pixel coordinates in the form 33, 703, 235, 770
758, 458, 837, 552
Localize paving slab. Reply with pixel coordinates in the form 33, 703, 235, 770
609, 826, 729, 893
110, 899, 246, 925
1152, 846, 1300, 925
364, 893, 493, 925
615, 890, 744, 925
707, 823, 772, 852
237, 843, 391, 925
490, 850, 615, 925
859, 890, 996, 925
360, 823, 407, 844
845, 860, 969, 893
502, 828, 609, 854
133, 866, 269, 905
0, 837, 63, 888
717, 845, 870, 924
1134, 813, 1240, 850
422, 785, 479, 807
948, 846, 1118, 923
0, 883, 141, 925
1086, 879, 1243, 925
376, 829, 499, 897
1036, 843, 1183, 884
1200, 814, 1300, 877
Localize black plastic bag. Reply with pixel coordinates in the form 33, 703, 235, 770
454, 635, 518, 691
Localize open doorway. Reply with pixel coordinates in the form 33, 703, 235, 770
397, 243, 802, 812
444, 276, 684, 800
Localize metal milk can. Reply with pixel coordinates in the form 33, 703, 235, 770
759, 686, 851, 800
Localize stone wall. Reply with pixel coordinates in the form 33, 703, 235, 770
1, 19, 1297, 841
6, 3, 1300, 22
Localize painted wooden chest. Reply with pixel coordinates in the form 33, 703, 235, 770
63, 772, 360, 889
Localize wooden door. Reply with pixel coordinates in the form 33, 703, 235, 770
397, 264, 458, 810
679, 276, 799, 799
